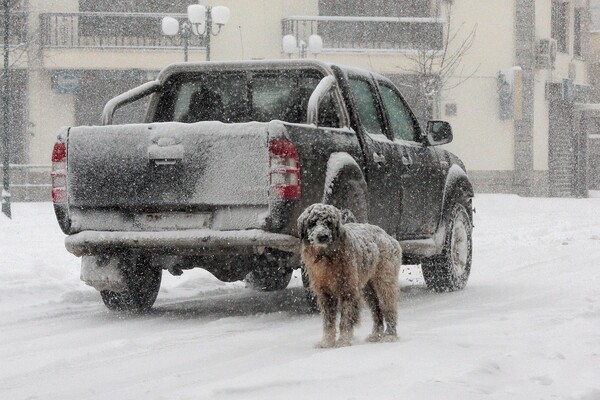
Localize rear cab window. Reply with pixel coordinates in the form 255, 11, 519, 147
153, 69, 342, 127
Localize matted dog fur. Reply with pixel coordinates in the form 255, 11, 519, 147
298, 203, 402, 347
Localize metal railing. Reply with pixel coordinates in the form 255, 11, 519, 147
40, 12, 207, 49
1, 164, 51, 202
282, 16, 444, 53
0, 12, 28, 46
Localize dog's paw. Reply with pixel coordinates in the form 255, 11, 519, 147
366, 332, 398, 343
315, 340, 336, 349
366, 332, 385, 343
334, 338, 353, 347
381, 334, 399, 343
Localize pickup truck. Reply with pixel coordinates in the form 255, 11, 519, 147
52, 60, 474, 312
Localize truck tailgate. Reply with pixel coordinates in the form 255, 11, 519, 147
67, 121, 269, 212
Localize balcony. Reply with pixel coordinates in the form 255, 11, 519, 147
282, 16, 444, 53
0, 12, 28, 46
39, 12, 206, 49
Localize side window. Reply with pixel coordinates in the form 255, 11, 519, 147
348, 78, 385, 136
378, 83, 417, 142
317, 90, 341, 128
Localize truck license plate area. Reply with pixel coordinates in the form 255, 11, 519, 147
133, 212, 212, 230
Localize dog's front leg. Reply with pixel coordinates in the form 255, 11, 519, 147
337, 291, 360, 347
316, 292, 338, 348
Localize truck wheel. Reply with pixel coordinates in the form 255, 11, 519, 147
100, 253, 162, 312
421, 201, 472, 292
329, 178, 368, 223
245, 253, 293, 291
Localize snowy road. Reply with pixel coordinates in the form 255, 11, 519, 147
1, 195, 600, 399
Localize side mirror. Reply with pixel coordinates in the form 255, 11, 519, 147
426, 120, 453, 146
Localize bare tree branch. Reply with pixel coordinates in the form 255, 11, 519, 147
398, 0, 478, 119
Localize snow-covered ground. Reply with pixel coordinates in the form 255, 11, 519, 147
1, 195, 599, 399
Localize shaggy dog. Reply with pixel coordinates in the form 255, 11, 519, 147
298, 203, 402, 348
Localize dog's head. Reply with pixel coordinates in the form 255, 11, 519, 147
297, 203, 343, 247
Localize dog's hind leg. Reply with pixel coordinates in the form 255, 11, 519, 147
337, 290, 360, 347
316, 292, 338, 348
372, 274, 399, 340
363, 280, 385, 342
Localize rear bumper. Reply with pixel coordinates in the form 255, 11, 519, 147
65, 229, 300, 257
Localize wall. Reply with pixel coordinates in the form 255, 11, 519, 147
438, 0, 516, 175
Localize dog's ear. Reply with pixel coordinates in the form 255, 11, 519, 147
340, 209, 357, 224
297, 206, 311, 240
331, 207, 344, 241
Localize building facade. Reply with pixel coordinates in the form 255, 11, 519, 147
0, 0, 594, 200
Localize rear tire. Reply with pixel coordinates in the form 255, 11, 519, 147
101, 253, 162, 312
422, 201, 472, 292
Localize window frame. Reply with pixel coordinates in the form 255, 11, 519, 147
346, 74, 388, 138
375, 79, 421, 143
573, 7, 584, 59
551, 0, 570, 54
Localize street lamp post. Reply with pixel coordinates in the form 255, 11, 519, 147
2, 0, 11, 218
282, 33, 323, 59
162, 4, 230, 62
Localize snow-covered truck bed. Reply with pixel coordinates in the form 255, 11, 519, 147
52, 60, 473, 311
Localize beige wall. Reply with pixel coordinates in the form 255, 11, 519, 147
26, 0, 78, 164
205, 0, 319, 61
435, 0, 516, 171
441, 0, 589, 173
28, 70, 75, 164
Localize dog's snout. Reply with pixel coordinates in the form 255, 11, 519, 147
316, 232, 330, 243
308, 225, 332, 246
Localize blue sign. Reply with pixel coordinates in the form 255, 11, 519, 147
52, 70, 81, 94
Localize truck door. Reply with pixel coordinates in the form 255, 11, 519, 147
376, 80, 444, 238
345, 75, 402, 235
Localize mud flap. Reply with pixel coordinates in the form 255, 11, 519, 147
80, 255, 127, 293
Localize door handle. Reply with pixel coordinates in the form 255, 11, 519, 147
373, 152, 386, 165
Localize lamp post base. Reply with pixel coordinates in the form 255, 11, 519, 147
1, 188, 11, 219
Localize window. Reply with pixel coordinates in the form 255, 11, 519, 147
78, 0, 192, 38
79, 0, 190, 13
154, 69, 341, 127
316, 0, 442, 51
574, 8, 583, 58
319, 0, 430, 17
378, 83, 417, 141
551, 0, 569, 53
348, 78, 385, 136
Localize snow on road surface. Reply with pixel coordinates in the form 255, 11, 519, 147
1, 195, 599, 400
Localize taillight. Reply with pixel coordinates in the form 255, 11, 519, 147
269, 138, 301, 200
51, 142, 67, 204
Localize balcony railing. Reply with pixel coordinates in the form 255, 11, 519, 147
0, 12, 28, 46
0, 164, 51, 202
40, 12, 207, 49
282, 16, 444, 53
